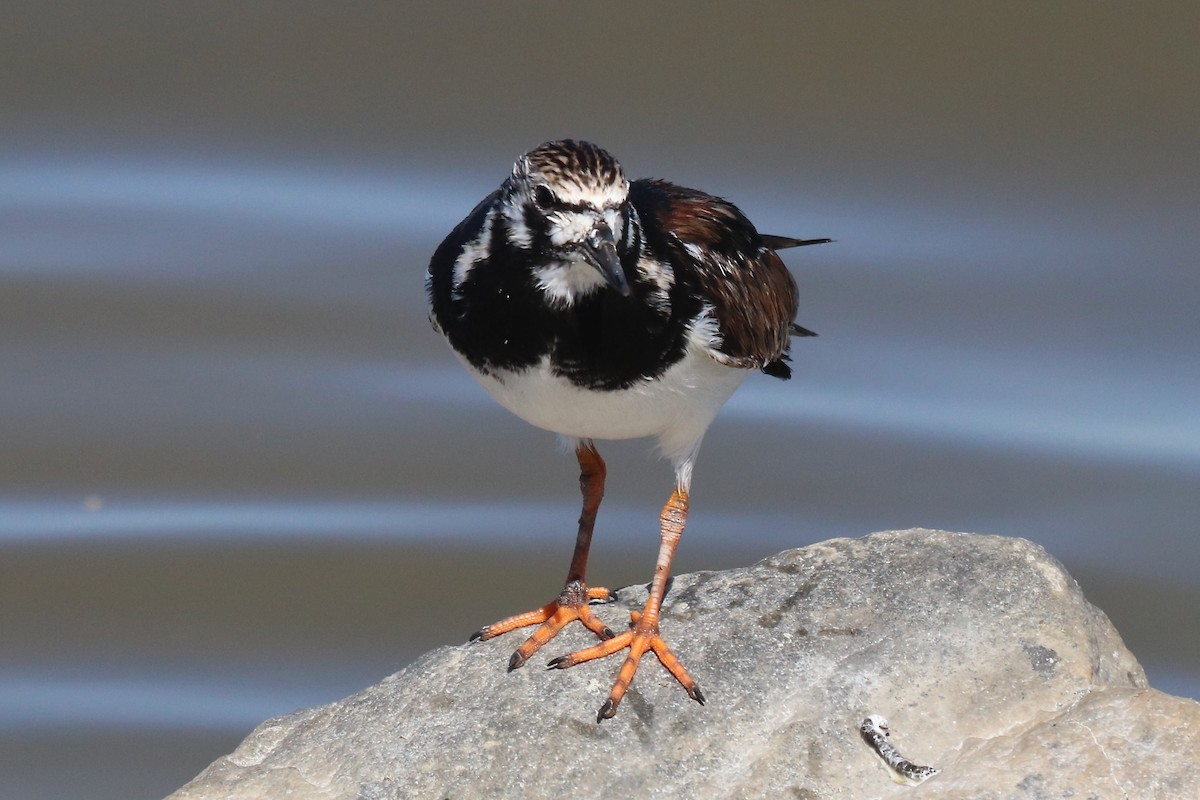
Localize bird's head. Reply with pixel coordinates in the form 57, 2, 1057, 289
501, 140, 632, 302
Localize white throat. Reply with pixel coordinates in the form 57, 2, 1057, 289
533, 258, 607, 305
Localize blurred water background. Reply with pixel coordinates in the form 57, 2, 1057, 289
1, 3, 1197, 798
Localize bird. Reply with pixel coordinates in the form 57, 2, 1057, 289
425, 139, 828, 721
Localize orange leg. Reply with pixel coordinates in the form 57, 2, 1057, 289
470, 440, 615, 670
548, 487, 704, 722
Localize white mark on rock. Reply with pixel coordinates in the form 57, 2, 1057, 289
860, 715, 940, 785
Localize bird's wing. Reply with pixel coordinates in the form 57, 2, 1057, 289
629, 179, 806, 375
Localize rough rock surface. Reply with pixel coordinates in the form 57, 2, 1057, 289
171, 529, 1200, 799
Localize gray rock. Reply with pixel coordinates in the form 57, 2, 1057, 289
170, 529, 1200, 799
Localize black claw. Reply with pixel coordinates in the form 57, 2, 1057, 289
596, 699, 616, 722
469, 629, 485, 643
546, 656, 567, 670
601, 626, 615, 640
507, 651, 527, 672
689, 685, 706, 706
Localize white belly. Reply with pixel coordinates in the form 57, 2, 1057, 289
461, 347, 749, 464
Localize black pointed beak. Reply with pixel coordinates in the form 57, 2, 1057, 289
582, 222, 630, 296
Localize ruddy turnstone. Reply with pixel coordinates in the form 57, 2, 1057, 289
426, 139, 827, 721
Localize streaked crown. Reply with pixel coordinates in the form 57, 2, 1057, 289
514, 140, 629, 208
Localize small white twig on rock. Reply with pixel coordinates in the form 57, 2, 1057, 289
860, 714, 940, 785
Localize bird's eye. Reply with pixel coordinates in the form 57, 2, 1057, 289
532, 185, 555, 209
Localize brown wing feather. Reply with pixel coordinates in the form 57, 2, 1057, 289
632, 179, 801, 371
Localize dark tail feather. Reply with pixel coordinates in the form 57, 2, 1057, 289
762, 234, 833, 250
762, 358, 793, 380
766, 234, 824, 342
790, 322, 818, 338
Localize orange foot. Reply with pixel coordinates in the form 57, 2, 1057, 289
547, 610, 704, 721
470, 579, 616, 671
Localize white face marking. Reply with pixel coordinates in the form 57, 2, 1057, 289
546, 209, 596, 248
521, 192, 630, 306
602, 207, 622, 238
